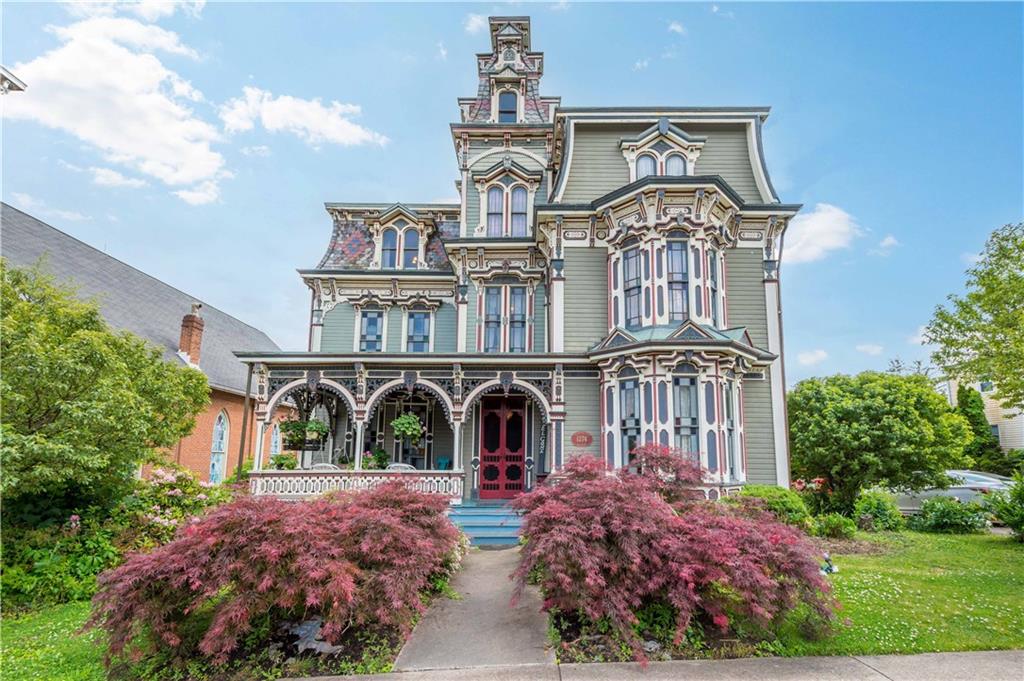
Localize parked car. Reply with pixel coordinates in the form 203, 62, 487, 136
894, 470, 1011, 514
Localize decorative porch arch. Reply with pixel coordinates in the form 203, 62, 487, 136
460, 379, 552, 424
362, 377, 457, 429
263, 377, 358, 426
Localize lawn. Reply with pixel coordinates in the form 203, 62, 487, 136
4, 533, 1022, 679
776, 532, 1024, 656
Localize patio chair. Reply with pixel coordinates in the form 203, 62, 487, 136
435, 457, 450, 471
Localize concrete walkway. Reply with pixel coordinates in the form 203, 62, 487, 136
391, 547, 553, 671
293, 650, 1022, 680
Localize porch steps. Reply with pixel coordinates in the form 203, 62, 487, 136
448, 503, 523, 547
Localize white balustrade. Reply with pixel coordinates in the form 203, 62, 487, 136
249, 469, 464, 502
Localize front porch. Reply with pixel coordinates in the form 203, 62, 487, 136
248, 468, 465, 502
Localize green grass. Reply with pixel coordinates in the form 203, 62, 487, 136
1, 601, 105, 681
777, 532, 1024, 656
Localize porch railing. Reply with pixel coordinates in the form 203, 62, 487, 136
248, 469, 464, 502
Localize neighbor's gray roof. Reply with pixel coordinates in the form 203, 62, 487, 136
0, 203, 279, 395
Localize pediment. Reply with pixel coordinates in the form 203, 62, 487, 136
595, 328, 638, 350
669, 321, 713, 341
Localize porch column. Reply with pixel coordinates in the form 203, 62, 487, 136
253, 422, 267, 471
452, 420, 463, 470
354, 421, 365, 470
549, 259, 565, 352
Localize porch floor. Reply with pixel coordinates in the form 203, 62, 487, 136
393, 548, 553, 671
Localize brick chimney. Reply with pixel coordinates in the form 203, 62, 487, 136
178, 302, 204, 365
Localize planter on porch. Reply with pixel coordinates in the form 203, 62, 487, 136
248, 469, 465, 502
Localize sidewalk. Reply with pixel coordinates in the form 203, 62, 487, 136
291, 650, 1023, 681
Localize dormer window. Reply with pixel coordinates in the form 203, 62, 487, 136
487, 187, 503, 236
498, 91, 517, 123
665, 153, 687, 176
511, 186, 527, 236
636, 154, 656, 180
381, 229, 398, 268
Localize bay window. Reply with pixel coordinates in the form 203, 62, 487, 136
667, 236, 689, 322
723, 380, 738, 480
672, 368, 700, 455
619, 371, 642, 464
623, 247, 642, 329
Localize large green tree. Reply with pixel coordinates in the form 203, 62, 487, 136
0, 260, 209, 519
789, 371, 972, 514
926, 223, 1024, 410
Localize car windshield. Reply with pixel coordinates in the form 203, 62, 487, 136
947, 470, 1008, 485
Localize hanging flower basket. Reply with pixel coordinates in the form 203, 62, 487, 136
280, 419, 329, 449
390, 413, 423, 444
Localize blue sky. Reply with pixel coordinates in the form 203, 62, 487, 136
3, 2, 1021, 383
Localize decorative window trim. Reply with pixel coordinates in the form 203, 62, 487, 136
402, 307, 435, 352
472, 157, 542, 237
476, 282, 536, 352
353, 307, 388, 352
619, 118, 706, 182
490, 82, 523, 124
371, 218, 427, 270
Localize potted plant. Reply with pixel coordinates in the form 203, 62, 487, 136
390, 413, 423, 444
280, 419, 329, 450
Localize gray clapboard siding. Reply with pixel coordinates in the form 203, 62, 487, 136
742, 372, 778, 484
564, 248, 609, 352
465, 282, 478, 350
534, 283, 547, 352
688, 124, 761, 202
386, 307, 403, 352
559, 122, 762, 203
724, 247, 768, 348
465, 183, 479, 237
320, 303, 356, 352
564, 377, 601, 460
434, 303, 457, 352
561, 124, 641, 202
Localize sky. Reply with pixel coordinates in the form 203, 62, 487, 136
2, 1, 1022, 384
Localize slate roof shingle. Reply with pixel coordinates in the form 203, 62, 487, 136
0, 203, 279, 395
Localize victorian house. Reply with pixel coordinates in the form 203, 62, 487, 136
238, 17, 798, 504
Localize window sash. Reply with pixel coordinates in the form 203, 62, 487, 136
673, 377, 699, 455
408, 312, 430, 352
636, 155, 656, 179
667, 241, 689, 322
708, 254, 720, 326
484, 287, 502, 352
509, 287, 527, 352
666, 154, 686, 176
487, 187, 504, 236
381, 230, 397, 268
402, 231, 418, 269
620, 379, 642, 464
511, 187, 528, 237
623, 249, 642, 328
360, 311, 383, 352
498, 92, 517, 123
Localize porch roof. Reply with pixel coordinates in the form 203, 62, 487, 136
233, 351, 593, 365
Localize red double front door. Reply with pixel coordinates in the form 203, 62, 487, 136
479, 397, 526, 499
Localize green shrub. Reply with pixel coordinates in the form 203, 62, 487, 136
853, 490, 905, 531
270, 452, 298, 470
909, 497, 988, 534
811, 513, 857, 539
986, 471, 1024, 542
735, 484, 811, 527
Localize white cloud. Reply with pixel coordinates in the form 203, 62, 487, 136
219, 86, 388, 148
711, 4, 736, 19
173, 180, 220, 205
785, 203, 862, 264
62, 1, 205, 21
11, 192, 90, 221
632, 58, 650, 71
464, 14, 487, 34
437, 41, 448, 60
4, 15, 226, 204
240, 145, 271, 157
856, 343, 884, 356
57, 159, 83, 172
550, 0, 570, 11
869, 233, 900, 256
961, 251, 982, 266
797, 349, 829, 366
668, 21, 686, 35
89, 166, 147, 187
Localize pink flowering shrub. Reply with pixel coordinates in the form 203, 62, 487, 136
86, 482, 461, 667
513, 450, 835, 662
118, 466, 231, 547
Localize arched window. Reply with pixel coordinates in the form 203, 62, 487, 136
487, 186, 504, 237
636, 154, 656, 179
270, 423, 281, 456
210, 411, 229, 484
402, 229, 419, 269
498, 91, 517, 123
381, 228, 398, 268
510, 186, 528, 236
665, 154, 686, 177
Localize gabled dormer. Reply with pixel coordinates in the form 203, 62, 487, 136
620, 118, 707, 181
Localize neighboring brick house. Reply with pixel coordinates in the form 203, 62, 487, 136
1, 203, 292, 483
239, 17, 798, 503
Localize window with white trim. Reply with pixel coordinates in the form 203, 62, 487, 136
498, 91, 517, 123
665, 153, 687, 176
509, 286, 527, 352
381, 229, 398, 268
210, 411, 229, 484
636, 154, 656, 179
623, 247, 642, 329
402, 230, 419, 269
511, 186, 528, 237
487, 187, 503, 237
407, 309, 430, 352
708, 250, 720, 327
667, 236, 689, 322
673, 365, 699, 455
619, 370, 642, 464
359, 310, 384, 352
723, 380, 738, 480
484, 287, 502, 352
